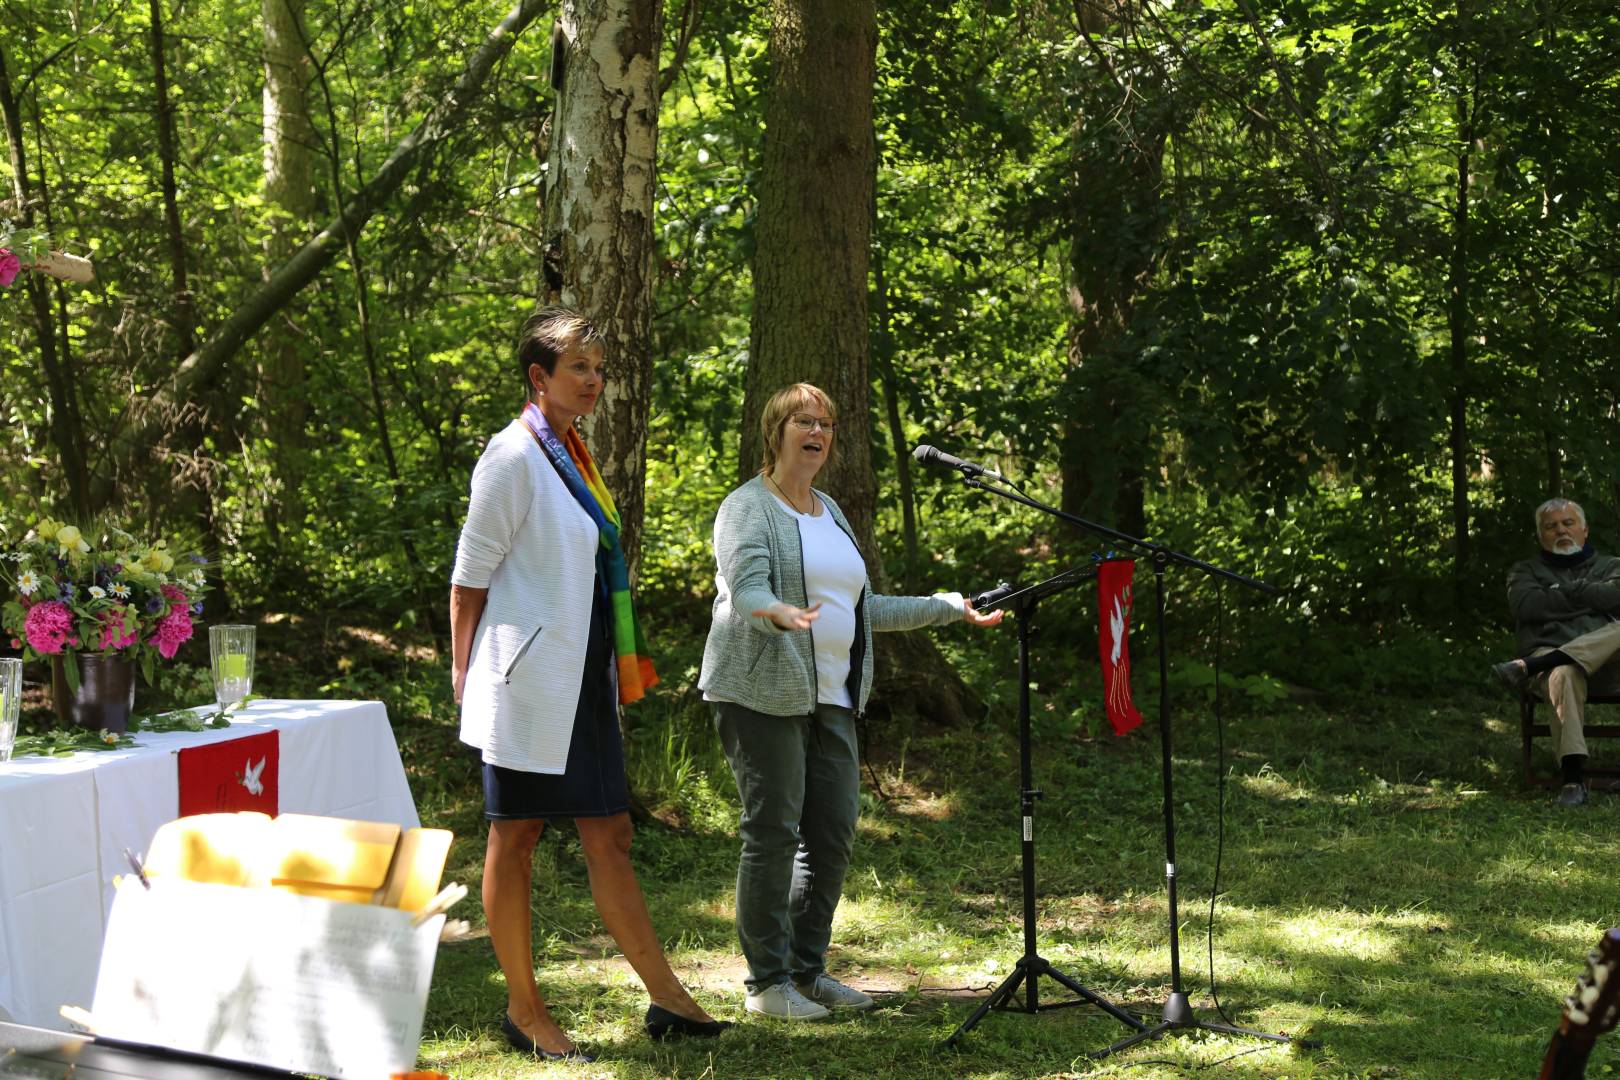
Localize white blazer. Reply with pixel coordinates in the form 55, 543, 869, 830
452, 420, 601, 774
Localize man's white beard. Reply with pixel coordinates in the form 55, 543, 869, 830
1554, 537, 1581, 553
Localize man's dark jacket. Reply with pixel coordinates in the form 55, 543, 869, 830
1507, 545, 1620, 655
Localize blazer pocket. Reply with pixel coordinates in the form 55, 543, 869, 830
503, 624, 545, 684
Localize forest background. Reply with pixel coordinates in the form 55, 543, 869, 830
6, 0, 1618, 721
3, 2, 1619, 1077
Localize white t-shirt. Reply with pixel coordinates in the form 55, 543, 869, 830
775, 495, 866, 708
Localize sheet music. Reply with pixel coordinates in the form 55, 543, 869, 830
91, 878, 441, 1079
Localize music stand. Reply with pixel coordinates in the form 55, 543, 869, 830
936, 468, 1306, 1060
943, 566, 1148, 1048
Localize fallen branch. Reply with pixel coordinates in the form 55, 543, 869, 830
92, 0, 546, 505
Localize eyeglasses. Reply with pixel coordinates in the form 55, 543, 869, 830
787, 414, 838, 434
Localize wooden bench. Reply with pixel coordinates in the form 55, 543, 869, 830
1520, 692, 1620, 786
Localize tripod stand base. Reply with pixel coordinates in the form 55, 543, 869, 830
1089, 992, 1304, 1059
942, 955, 1145, 1048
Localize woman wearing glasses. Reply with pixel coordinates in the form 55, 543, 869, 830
699, 382, 1003, 1021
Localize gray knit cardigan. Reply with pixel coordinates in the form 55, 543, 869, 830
698, 476, 963, 717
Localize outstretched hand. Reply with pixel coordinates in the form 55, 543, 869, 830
962, 598, 1005, 627
753, 601, 823, 631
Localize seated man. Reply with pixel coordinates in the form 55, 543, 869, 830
1492, 497, 1620, 806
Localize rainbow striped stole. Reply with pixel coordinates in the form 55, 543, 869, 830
520, 403, 658, 704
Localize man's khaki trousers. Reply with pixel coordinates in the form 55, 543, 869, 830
1533, 619, 1620, 760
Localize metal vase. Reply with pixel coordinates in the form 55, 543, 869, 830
51, 653, 136, 734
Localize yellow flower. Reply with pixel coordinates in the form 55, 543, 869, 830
55, 525, 90, 555
36, 519, 59, 540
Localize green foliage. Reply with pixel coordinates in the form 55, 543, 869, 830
0, 0, 1616, 709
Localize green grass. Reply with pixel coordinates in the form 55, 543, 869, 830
371, 677, 1619, 1079
187, 617, 1614, 1079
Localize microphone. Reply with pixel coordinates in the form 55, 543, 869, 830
971, 581, 1017, 610
912, 444, 1002, 479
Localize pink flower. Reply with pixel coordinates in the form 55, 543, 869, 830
98, 608, 138, 651
161, 583, 189, 613
23, 600, 74, 654
0, 249, 19, 288
149, 608, 194, 659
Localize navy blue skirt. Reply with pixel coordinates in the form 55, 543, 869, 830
482, 583, 628, 820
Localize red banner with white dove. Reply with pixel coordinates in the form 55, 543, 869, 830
1097, 559, 1143, 736
177, 730, 280, 817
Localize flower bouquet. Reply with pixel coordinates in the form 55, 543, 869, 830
2, 519, 208, 730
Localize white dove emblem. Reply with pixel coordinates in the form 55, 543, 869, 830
240, 756, 266, 797
1109, 598, 1126, 665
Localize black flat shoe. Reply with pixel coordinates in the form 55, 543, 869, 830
502, 1013, 595, 1063
1491, 659, 1528, 697
644, 1002, 732, 1041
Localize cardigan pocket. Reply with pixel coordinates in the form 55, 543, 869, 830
503, 623, 545, 684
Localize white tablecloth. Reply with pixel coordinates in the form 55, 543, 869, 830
0, 699, 420, 1030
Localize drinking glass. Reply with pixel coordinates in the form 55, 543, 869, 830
0, 657, 21, 762
208, 625, 256, 708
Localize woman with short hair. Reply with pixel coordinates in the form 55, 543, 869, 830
699, 382, 1003, 1020
451, 307, 726, 1060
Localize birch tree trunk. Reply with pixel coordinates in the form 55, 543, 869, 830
260, 0, 318, 538
542, 0, 661, 579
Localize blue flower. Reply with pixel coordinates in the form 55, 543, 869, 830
189, 554, 207, 564
59, 582, 75, 600
146, 595, 165, 613
191, 601, 204, 615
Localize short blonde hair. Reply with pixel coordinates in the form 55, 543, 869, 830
759, 383, 839, 476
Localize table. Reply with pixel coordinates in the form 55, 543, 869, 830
0, 700, 421, 1031
0, 1019, 286, 1080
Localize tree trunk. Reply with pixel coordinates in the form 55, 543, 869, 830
872, 225, 917, 591
743, 0, 878, 544
145, 0, 226, 559
1059, 17, 1166, 543
0, 43, 91, 518
745, 0, 980, 726
148, 0, 196, 357
542, 0, 662, 580
1447, 15, 1476, 585
260, 0, 319, 540
93, 0, 548, 506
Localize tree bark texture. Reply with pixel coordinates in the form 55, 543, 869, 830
1058, 27, 1168, 542
260, 0, 319, 537
1447, 12, 1476, 582
94, 0, 547, 506
148, 0, 196, 357
543, 0, 662, 580
0, 43, 91, 518
745, 0, 980, 726
742, 0, 878, 552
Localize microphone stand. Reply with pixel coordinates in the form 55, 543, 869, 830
943, 566, 1147, 1049
938, 466, 1301, 1061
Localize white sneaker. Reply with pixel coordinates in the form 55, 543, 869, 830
796, 973, 874, 1012
745, 982, 830, 1021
